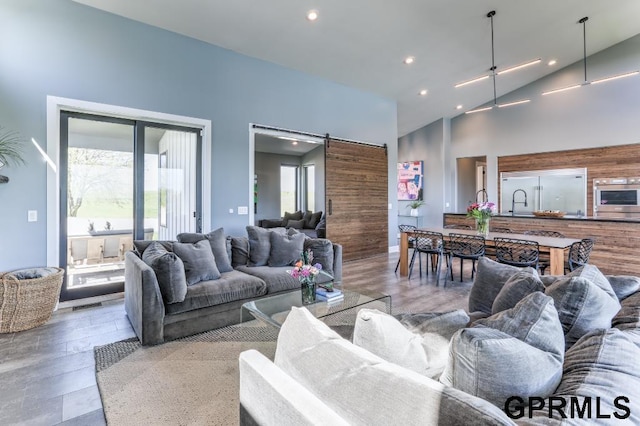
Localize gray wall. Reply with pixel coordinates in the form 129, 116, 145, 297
301, 145, 325, 213
400, 33, 640, 218
254, 152, 301, 222
0, 0, 397, 270
398, 119, 447, 228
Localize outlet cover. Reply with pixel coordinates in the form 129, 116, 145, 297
28, 210, 37, 222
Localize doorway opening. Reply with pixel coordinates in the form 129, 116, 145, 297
456, 156, 487, 209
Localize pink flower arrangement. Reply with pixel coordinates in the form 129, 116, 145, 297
466, 201, 496, 220
288, 249, 323, 280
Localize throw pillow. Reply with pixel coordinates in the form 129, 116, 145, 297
283, 210, 303, 223
141, 242, 187, 304
172, 240, 221, 285
532, 329, 640, 424
545, 276, 621, 349
133, 240, 174, 256
468, 256, 535, 315
176, 228, 233, 273
491, 270, 545, 314
354, 309, 467, 379
286, 219, 305, 229
441, 292, 565, 409
569, 264, 618, 302
246, 226, 272, 266
606, 275, 640, 301
230, 237, 250, 267
305, 211, 323, 229
303, 238, 334, 283
268, 232, 306, 267
394, 309, 471, 340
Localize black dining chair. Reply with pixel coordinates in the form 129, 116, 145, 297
524, 230, 566, 274
493, 237, 540, 269
409, 230, 445, 286
446, 233, 485, 283
395, 224, 417, 273
566, 238, 596, 272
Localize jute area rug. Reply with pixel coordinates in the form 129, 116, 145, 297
94, 324, 280, 426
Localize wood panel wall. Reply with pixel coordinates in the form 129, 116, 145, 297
498, 143, 640, 216
325, 140, 388, 261
444, 213, 640, 276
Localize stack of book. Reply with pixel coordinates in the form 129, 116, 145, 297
315, 286, 344, 304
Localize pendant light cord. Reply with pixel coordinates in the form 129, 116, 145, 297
580, 17, 589, 83
488, 10, 497, 105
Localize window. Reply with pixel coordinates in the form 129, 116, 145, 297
304, 165, 315, 211
280, 165, 298, 215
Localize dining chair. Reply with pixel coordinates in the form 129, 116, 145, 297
493, 237, 539, 269
409, 230, 445, 286
567, 238, 596, 272
446, 233, 485, 283
395, 224, 417, 273
524, 230, 566, 274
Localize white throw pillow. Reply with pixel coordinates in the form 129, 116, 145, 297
353, 309, 450, 379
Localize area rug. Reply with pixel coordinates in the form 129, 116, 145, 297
95, 324, 280, 426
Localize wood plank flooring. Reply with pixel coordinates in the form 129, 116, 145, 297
0, 252, 473, 425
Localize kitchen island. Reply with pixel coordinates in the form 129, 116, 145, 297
443, 213, 640, 276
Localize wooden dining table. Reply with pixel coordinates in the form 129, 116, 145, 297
398, 228, 581, 277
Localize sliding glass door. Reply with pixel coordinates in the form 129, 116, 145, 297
60, 112, 201, 301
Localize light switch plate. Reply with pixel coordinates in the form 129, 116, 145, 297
238, 206, 249, 215
28, 210, 37, 222
229, 208, 234, 214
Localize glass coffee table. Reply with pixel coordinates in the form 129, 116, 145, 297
241, 288, 392, 329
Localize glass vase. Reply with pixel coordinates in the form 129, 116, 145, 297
476, 217, 490, 237
300, 277, 317, 305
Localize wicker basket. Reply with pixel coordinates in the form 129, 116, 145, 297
0, 267, 64, 333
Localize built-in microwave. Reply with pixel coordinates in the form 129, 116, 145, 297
594, 177, 640, 218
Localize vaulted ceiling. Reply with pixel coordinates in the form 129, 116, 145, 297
73, 0, 640, 136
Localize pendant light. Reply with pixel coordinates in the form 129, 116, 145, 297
464, 11, 532, 114
542, 17, 639, 96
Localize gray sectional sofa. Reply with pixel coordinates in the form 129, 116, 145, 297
239, 257, 640, 425
124, 227, 342, 345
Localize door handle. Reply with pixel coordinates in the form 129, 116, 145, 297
328, 199, 333, 215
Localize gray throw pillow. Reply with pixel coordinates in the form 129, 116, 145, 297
283, 210, 303, 222
231, 237, 250, 267
491, 270, 544, 314
441, 292, 564, 409
468, 256, 535, 315
172, 240, 221, 285
303, 239, 334, 282
141, 242, 187, 304
246, 226, 285, 266
606, 275, 640, 301
533, 329, 640, 424
177, 228, 233, 273
133, 240, 174, 256
268, 232, 306, 267
395, 310, 471, 341
569, 265, 618, 302
545, 276, 622, 350
286, 219, 305, 229
305, 211, 323, 229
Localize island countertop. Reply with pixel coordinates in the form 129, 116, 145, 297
443, 213, 640, 276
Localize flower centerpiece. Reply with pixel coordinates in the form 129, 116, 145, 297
288, 249, 324, 305
466, 201, 496, 237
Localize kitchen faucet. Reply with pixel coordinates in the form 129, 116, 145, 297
476, 189, 488, 203
511, 189, 528, 216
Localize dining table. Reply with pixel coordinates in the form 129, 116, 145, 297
398, 227, 582, 277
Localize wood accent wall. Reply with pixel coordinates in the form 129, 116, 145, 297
325, 140, 388, 262
444, 213, 640, 276
498, 143, 640, 216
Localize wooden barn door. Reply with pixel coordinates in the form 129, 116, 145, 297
325, 139, 388, 261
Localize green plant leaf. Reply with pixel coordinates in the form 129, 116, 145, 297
0, 126, 26, 167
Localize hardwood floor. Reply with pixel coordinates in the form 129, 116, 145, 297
0, 252, 474, 425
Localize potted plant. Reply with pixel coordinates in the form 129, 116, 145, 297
0, 126, 25, 183
407, 200, 425, 217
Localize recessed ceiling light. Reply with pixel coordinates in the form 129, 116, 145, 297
456, 105, 463, 110
306, 10, 318, 21
548, 59, 557, 66
403, 56, 415, 65
419, 89, 428, 96
292, 141, 298, 145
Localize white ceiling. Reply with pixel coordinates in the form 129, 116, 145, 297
73, 0, 640, 137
